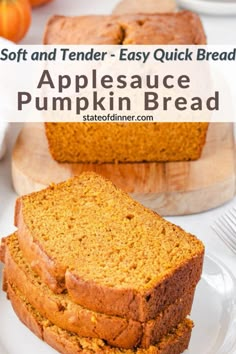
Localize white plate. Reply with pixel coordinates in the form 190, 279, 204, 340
177, 0, 236, 15
189, 254, 236, 354
0, 254, 236, 354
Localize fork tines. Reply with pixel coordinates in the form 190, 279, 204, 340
212, 207, 236, 253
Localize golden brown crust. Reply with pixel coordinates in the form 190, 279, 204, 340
43, 11, 206, 45
43, 15, 124, 45
15, 197, 64, 292
0, 237, 7, 263
7, 282, 44, 340
6, 281, 193, 354
2, 268, 8, 292
120, 12, 206, 45
3, 233, 195, 349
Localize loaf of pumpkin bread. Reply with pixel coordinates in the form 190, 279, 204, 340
43, 11, 208, 164
1, 233, 195, 349
45, 123, 209, 163
15, 172, 204, 322
43, 11, 206, 45
5, 281, 194, 354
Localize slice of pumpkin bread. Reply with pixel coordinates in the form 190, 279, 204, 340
5, 281, 194, 354
1, 233, 195, 349
15, 172, 204, 322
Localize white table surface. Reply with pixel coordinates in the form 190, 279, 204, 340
0, 0, 236, 352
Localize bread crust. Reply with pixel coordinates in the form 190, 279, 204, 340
3, 233, 195, 349
15, 197, 66, 293
43, 15, 124, 45
43, 11, 206, 45
6, 281, 193, 354
7, 283, 44, 341
0, 237, 6, 263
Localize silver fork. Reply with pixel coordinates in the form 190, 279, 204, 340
212, 207, 236, 254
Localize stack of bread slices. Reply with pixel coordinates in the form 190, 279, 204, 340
1, 172, 204, 354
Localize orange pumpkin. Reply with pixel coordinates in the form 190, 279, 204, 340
30, 0, 53, 7
0, 0, 31, 43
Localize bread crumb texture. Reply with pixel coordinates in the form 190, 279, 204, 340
19, 173, 204, 290
45, 123, 209, 163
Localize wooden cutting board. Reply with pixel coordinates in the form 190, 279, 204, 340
12, 123, 236, 216
112, 0, 177, 14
